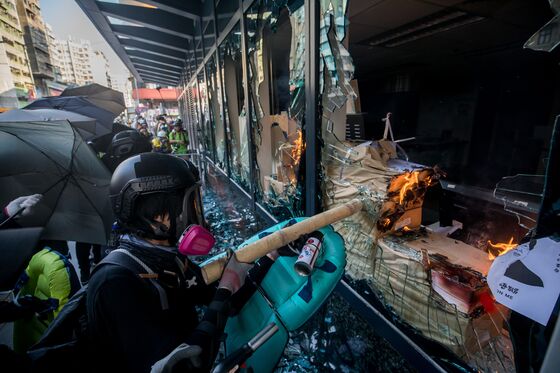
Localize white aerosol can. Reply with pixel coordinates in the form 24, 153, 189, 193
294, 231, 324, 276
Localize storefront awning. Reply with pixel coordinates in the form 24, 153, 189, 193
132, 87, 179, 100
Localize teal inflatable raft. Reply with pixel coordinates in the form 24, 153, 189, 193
217, 218, 346, 372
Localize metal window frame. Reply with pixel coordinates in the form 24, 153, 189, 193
213, 0, 232, 177
304, 0, 320, 217
239, 0, 257, 209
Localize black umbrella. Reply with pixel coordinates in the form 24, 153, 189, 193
60, 83, 126, 116
25, 96, 116, 137
0, 120, 113, 245
0, 108, 101, 140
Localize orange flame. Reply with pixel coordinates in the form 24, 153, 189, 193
399, 171, 420, 205
292, 130, 305, 166
487, 237, 517, 260
381, 218, 391, 228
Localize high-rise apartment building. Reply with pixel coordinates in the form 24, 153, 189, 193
67, 38, 93, 86
110, 73, 134, 108
0, 0, 34, 108
54, 39, 74, 84
16, 0, 53, 97
44, 23, 67, 95
91, 49, 111, 87
45, 23, 60, 81
53, 37, 93, 86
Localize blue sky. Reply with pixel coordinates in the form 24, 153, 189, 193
40, 0, 128, 76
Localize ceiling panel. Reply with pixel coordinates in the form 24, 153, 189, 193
350, 0, 444, 30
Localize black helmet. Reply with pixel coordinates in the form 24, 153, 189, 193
110, 153, 203, 242
174, 118, 183, 127
111, 130, 151, 158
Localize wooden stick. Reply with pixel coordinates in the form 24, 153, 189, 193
201, 198, 364, 284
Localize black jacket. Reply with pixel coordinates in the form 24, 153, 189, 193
86, 237, 224, 372
86, 237, 273, 373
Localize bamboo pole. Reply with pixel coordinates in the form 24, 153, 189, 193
201, 198, 364, 284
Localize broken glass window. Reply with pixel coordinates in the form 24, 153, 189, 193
219, 23, 251, 192
197, 72, 215, 162
205, 56, 227, 170
319, 0, 355, 107
320, 0, 359, 206
245, 0, 306, 219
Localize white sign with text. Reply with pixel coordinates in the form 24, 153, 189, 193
487, 237, 560, 326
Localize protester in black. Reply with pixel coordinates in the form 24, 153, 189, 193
86, 153, 275, 372
100, 130, 152, 173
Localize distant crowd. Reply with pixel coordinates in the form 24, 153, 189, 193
132, 114, 189, 155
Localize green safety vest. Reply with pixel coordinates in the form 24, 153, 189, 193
169, 130, 189, 154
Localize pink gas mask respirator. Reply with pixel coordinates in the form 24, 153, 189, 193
177, 224, 216, 256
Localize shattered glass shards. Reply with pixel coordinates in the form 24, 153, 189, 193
323, 85, 348, 113
524, 0, 560, 52
199, 169, 268, 259
321, 0, 349, 41
319, 0, 356, 109
277, 291, 415, 372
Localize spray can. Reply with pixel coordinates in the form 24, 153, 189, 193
294, 231, 324, 276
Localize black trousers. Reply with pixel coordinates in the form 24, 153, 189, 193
75, 242, 101, 282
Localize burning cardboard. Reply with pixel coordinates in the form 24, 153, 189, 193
323, 139, 514, 371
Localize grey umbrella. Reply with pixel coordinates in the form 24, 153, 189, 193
0, 108, 100, 140
0, 120, 113, 245
60, 83, 126, 116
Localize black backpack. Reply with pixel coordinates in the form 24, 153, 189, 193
26, 249, 167, 372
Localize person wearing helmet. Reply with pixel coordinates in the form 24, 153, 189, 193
81, 130, 152, 283
151, 130, 171, 153
135, 116, 147, 130
86, 153, 282, 372
100, 130, 152, 173
156, 115, 169, 134
169, 119, 189, 155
